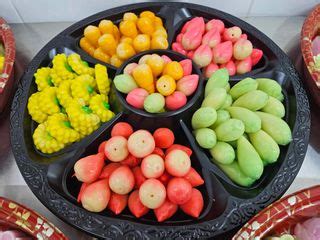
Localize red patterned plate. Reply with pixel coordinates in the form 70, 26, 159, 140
0, 17, 15, 113
301, 4, 320, 106
233, 185, 320, 239
0, 197, 68, 239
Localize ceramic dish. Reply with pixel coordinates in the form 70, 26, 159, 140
0, 196, 67, 239
0, 17, 15, 113
233, 185, 320, 239
301, 4, 320, 106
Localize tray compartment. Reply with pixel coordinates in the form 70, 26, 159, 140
66, 4, 176, 71
170, 7, 274, 80
112, 49, 204, 120
24, 46, 119, 162
187, 69, 296, 199
47, 113, 232, 225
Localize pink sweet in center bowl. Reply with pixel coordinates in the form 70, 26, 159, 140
126, 88, 149, 109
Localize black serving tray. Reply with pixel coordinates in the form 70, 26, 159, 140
10, 2, 310, 239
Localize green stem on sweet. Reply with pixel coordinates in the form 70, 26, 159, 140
47, 75, 54, 86
64, 62, 74, 72
103, 101, 110, 109
60, 107, 66, 114
46, 131, 53, 140
87, 85, 94, 94
54, 97, 60, 106
63, 121, 72, 128
82, 61, 89, 67
81, 106, 93, 114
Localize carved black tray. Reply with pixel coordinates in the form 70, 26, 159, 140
10, 2, 310, 239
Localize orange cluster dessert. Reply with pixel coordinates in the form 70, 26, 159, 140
80, 11, 169, 67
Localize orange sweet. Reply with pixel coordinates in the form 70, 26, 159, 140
146, 54, 165, 77
120, 20, 138, 38
140, 11, 155, 21
110, 54, 124, 67
152, 28, 168, 38
80, 37, 95, 56
113, 25, 120, 42
132, 64, 155, 93
163, 61, 183, 80
123, 12, 138, 23
84, 25, 101, 47
153, 17, 163, 27
116, 42, 136, 60
151, 36, 168, 50
137, 17, 154, 35
93, 48, 110, 63
156, 75, 176, 96
98, 20, 114, 35
98, 34, 117, 55
133, 34, 151, 52
120, 36, 133, 45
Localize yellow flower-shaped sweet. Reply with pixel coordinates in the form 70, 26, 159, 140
50, 69, 64, 87
34, 67, 53, 91
52, 54, 75, 80
57, 80, 73, 108
66, 100, 100, 136
70, 74, 96, 104
33, 123, 65, 153
46, 113, 80, 144
95, 64, 110, 95
38, 87, 61, 115
67, 53, 94, 76
27, 92, 48, 123
89, 94, 115, 122
28, 52, 118, 154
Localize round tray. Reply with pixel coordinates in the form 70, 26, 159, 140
10, 2, 310, 239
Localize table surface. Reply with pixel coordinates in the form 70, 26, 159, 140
1, 16, 319, 239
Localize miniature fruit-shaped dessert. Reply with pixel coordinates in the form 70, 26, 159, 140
126, 88, 149, 109
111, 122, 134, 139
139, 179, 166, 209
165, 91, 187, 111
167, 177, 192, 205
80, 11, 168, 66
28, 53, 115, 154
105, 136, 129, 162
128, 190, 149, 218
153, 128, 175, 148
81, 179, 110, 212
191, 70, 291, 187
128, 130, 155, 158
73, 123, 205, 220
172, 17, 263, 74
141, 154, 165, 178
74, 153, 104, 183
109, 166, 135, 194
165, 149, 191, 177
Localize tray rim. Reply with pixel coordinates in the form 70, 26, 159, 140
301, 4, 320, 87
0, 196, 67, 239
10, 2, 310, 239
233, 185, 320, 239
0, 17, 15, 94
